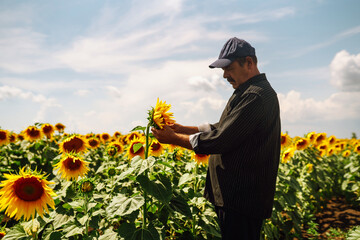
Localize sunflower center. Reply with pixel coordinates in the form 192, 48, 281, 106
43, 126, 53, 134
14, 177, 44, 201
0, 131, 6, 140
89, 139, 98, 147
63, 138, 84, 152
151, 143, 161, 151
64, 157, 82, 170
27, 128, 41, 137
197, 154, 207, 158
281, 136, 286, 144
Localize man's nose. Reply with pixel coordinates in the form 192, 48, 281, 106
223, 70, 228, 79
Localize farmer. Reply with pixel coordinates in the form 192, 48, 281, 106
152, 37, 281, 240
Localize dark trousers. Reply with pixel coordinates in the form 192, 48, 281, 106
215, 206, 264, 240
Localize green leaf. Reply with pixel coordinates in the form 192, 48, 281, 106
99, 229, 118, 240
131, 126, 146, 132
169, 193, 192, 217
347, 226, 360, 240
2, 224, 30, 240
178, 173, 193, 187
63, 223, 85, 238
136, 174, 172, 204
118, 222, 136, 239
106, 194, 144, 217
133, 143, 143, 154
78, 214, 89, 225
131, 229, 154, 240
43, 232, 62, 240
51, 213, 74, 230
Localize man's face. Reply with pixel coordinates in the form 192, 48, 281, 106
222, 60, 250, 89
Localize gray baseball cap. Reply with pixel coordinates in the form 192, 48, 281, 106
209, 37, 256, 68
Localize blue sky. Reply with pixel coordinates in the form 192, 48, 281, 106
0, 0, 359, 138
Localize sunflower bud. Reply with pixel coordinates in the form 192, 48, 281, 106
78, 178, 95, 194
107, 167, 117, 177
107, 145, 117, 156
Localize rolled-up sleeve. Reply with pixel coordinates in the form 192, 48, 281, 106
194, 93, 264, 155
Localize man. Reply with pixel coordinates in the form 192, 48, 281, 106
152, 37, 281, 239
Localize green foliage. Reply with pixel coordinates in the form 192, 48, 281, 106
0, 131, 359, 239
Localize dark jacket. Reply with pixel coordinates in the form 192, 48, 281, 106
193, 73, 281, 219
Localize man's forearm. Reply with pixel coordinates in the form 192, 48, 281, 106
173, 133, 193, 150
178, 126, 199, 135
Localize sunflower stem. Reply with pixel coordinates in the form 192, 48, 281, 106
142, 123, 151, 233
84, 193, 89, 237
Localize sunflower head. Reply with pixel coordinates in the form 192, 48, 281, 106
127, 136, 145, 160
101, 133, 111, 142
78, 178, 95, 194
306, 131, 317, 144
306, 163, 313, 173
354, 144, 360, 154
314, 133, 327, 146
107, 167, 117, 177
191, 152, 210, 165
0, 129, 10, 146
59, 135, 88, 154
281, 147, 295, 164
88, 138, 100, 149
126, 131, 142, 143
107, 142, 124, 156
148, 98, 175, 129
150, 139, 164, 157
113, 131, 122, 139
0, 167, 56, 221
54, 123, 66, 133
9, 132, 17, 143
41, 124, 55, 139
342, 150, 351, 157
0, 231, 5, 239
53, 153, 89, 181
280, 132, 292, 148
295, 138, 309, 151
23, 126, 43, 142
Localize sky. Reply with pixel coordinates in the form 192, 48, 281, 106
0, 0, 359, 138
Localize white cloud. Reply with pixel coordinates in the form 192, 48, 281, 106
278, 90, 360, 123
330, 50, 360, 92
187, 75, 226, 92
0, 85, 46, 102
74, 89, 90, 97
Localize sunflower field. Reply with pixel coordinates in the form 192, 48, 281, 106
0, 100, 360, 240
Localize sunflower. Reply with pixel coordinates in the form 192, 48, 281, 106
0, 231, 5, 239
87, 138, 100, 150
342, 150, 351, 157
126, 131, 142, 143
113, 131, 122, 139
23, 126, 43, 142
327, 147, 337, 156
127, 136, 145, 160
107, 142, 124, 156
53, 154, 89, 181
17, 133, 25, 141
0, 129, 10, 146
59, 135, 88, 154
150, 98, 176, 129
327, 135, 336, 146
314, 133, 327, 146
354, 144, 360, 154
306, 131, 317, 144
0, 168, 56, 221
101, 133, 111, 142
191, 152, 210, 165
9, 132, 17, 143
281, 147, 295, 164
306, 163, 313, 173
78, 178, 95, 194
41, 124, 55, 139
150, 139, 164, 157
54, 123, 66, 133
295, 138, 309, 151
280, 132, 292, 148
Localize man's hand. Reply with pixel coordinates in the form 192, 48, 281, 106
151, 125, 193, 150
151, 125, 177, 144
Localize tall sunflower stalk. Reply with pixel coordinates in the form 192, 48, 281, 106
139, 98, 175, 231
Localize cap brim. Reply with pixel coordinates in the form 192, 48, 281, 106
209, 58, 233, 68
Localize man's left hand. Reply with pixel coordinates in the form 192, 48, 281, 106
151, 125, 177, 144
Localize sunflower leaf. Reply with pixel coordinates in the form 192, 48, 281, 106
131, 126, 146, 133
133, 143, 143, 154
2, 224, 30, 240
106, 194, 144, 217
